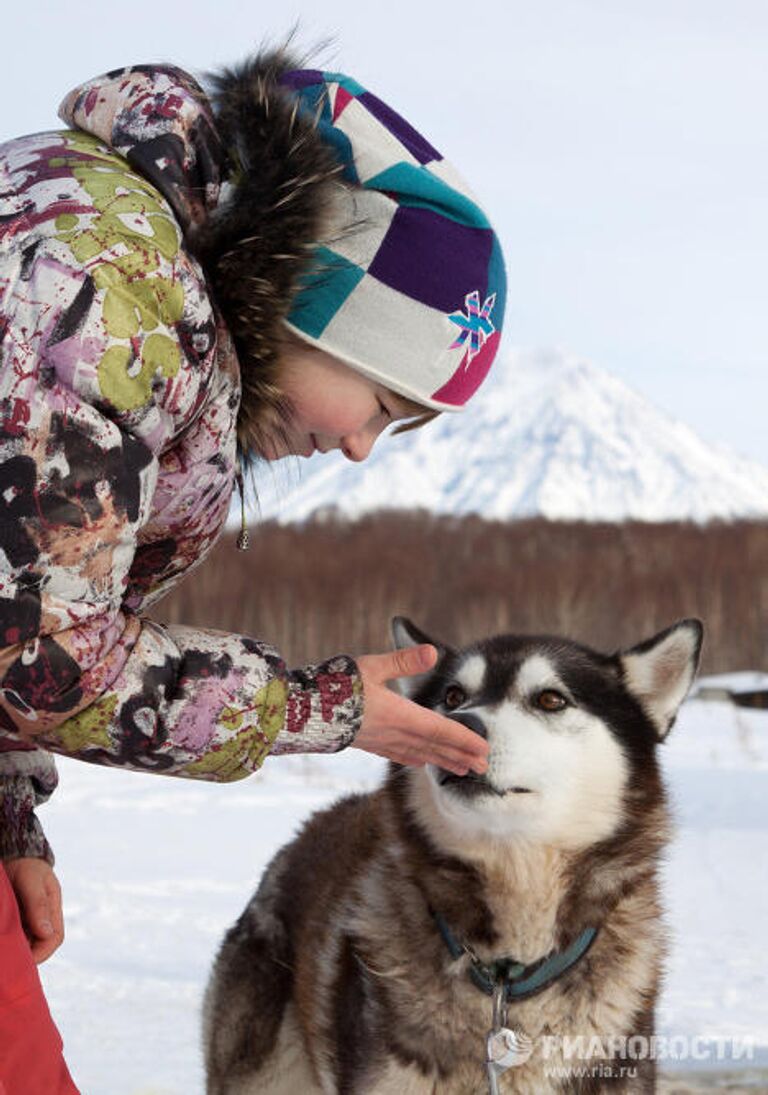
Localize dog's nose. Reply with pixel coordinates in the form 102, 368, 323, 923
447, 711, 488, 740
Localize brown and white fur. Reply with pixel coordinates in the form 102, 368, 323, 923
203, 617, 703, 1094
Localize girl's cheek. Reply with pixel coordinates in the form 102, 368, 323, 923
312, 410, 366, 436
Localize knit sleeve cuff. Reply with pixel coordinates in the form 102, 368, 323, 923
0, 750, 58, 865
270, 654, 364, 756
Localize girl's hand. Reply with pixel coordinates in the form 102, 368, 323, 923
4, 857, 65, 964
353, 644, 490, 775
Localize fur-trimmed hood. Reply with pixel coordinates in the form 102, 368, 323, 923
59, 50, 342, 453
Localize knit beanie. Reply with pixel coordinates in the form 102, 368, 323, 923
279, 70, 506, 412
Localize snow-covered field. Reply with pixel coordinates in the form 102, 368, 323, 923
38, 692, 768, 1094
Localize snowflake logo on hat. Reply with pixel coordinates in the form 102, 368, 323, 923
448, 291, 497, 363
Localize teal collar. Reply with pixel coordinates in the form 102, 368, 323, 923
431, 907, 598, 1002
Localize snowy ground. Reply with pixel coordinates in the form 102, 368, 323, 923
37, 693, 768, 1094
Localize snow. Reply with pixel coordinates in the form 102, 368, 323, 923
692, 671, 768, 697
38, 689, 768, 1094
244, 349, 768, 524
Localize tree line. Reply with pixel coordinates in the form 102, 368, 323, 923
153, 513, 768, 674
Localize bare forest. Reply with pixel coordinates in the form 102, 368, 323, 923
153, 515, 768, 675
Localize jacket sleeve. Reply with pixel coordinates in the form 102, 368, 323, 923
0, 746, 57, 864
0, 131, 363, 789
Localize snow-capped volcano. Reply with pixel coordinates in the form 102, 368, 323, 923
247, 349, 768, 523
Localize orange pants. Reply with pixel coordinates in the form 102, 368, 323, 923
0, 863, 79, 1094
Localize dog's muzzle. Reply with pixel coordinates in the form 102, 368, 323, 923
439, 712, 532, 796
439, 712, 497, 794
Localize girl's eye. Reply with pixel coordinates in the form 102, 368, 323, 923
536, 690, 569, 713
378, 400, 391, 420
444, 685, 467, 710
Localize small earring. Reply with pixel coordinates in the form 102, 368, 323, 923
235, 460, 250, 551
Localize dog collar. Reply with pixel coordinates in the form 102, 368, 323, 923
431, 907, 599, 1002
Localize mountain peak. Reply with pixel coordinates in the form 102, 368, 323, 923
248, 349, 768, 524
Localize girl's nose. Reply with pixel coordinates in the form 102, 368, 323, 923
340, 424, 382, 462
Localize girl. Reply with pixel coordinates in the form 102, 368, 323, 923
0, 48, 505, 1090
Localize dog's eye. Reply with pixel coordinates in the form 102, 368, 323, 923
536, 690, 569, 712
443, 685, 467, 709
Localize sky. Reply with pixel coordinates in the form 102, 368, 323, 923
3, 0, 767, 465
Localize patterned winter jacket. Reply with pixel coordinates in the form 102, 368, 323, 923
0, 57, 364, 862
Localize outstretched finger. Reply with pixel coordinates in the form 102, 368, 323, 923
359, 645, 438, 686
401, 700, 489, 764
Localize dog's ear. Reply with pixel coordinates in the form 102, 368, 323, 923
390, 617, 450, 699
619, 619, 703, 740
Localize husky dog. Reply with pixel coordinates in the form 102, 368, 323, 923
204, 617, 702, 1094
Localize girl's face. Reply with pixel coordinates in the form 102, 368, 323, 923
262, 338, 416, 462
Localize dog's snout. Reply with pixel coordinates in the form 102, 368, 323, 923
448, 712, 488, 740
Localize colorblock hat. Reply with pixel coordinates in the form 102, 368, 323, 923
279, 70, 507, 412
